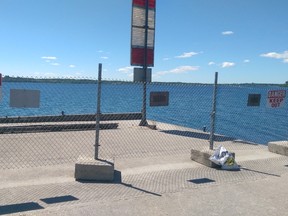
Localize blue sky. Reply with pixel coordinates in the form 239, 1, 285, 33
0, 0, 287, 84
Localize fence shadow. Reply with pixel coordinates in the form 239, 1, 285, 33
160, 130, 235, 142
0, 202, 44, 215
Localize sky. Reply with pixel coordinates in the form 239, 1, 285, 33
0, 0, 287, 84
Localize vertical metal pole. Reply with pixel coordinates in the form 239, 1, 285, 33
95, 63, 102, 159
0, 73, 2, 101
139, 0, 149, 126
209, 72, 218, 150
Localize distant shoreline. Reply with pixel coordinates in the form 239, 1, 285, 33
2, 76, 288, 87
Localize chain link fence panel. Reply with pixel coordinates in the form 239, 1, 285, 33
215, 84, 288, 144
0, 77, 287, 169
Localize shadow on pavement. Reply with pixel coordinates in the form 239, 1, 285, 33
78, 170, 162, 197
160, 130, 235, 142
0, 202, 44, 215
240, 166, 281, 177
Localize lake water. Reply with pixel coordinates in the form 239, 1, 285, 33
0, 81, 287, 145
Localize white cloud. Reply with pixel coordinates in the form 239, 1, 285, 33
208, 61, 216, 66
118, 66, 133, 74
156, 66, 199, 76
163, 57, 170, 61
41, 56, 57, 60
50, 63, 60, 66
260, 51, 288, 63
170, 66, 199, 73
243, 59, 250, 63
221, 62, 235, 68
222, 31, 234, 35
44, 72, 57, 77
42, 56, 59, 66
69, 65, 76, 68
175, 52, 199, 58
101, 56, 109, 59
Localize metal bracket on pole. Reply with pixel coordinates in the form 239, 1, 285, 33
209, 72, 218, 150
95, 63, 102, 159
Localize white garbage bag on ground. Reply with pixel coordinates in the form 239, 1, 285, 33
209, 145, 240, 170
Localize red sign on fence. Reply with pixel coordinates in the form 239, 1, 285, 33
267, 90, 286, 108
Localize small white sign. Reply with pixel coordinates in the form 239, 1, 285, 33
10, 89, 40, 108
267, 90, 286, 108
133, 68, 152, 82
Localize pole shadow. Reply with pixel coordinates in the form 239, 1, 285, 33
240, 166, 281, 177
78, 170, 162, 197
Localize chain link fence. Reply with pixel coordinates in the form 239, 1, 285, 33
0, 76, 287, 169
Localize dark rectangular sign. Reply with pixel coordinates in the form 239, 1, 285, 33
150, 91, 169, 106
247, 94, 261, 107
10, 89, 40, 108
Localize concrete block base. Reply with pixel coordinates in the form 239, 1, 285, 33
191, 149, 221, 168
268, 141, 288, 156
75, 156, 114, 182
191, 148, 236, 168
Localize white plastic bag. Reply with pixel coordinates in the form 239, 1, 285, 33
209, 145, 229, 166
209, 145, 240, 170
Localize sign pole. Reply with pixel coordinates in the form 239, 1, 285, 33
209, 72, 218, 150
95, 63, 102, 159
139, 0, 149, 126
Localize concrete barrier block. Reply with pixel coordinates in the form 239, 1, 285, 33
268, 141, 288, 156
75, 156, 114, 182
191, 149, 221, 168
191, 148, 236, 168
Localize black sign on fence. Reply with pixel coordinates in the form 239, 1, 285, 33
150, 91, 169, 106
247, 94, 261, 107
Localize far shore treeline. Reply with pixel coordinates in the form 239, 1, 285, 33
2, 75, 97, 84
1, 75, 288, 87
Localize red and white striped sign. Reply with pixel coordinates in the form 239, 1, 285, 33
131, 0, 156, 66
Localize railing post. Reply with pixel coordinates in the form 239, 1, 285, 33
95, 63, 102, 159
209, 72, 218, 150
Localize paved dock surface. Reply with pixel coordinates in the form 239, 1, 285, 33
0, 121, 287, 215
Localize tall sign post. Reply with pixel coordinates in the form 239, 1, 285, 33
131, 0, 156, 126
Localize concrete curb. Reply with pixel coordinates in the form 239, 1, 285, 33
268, 141, 288, 156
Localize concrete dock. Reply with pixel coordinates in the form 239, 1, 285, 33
0, 121, 287, 215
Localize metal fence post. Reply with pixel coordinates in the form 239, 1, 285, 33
209, 72, 218, 150
95, 63, 102, 160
